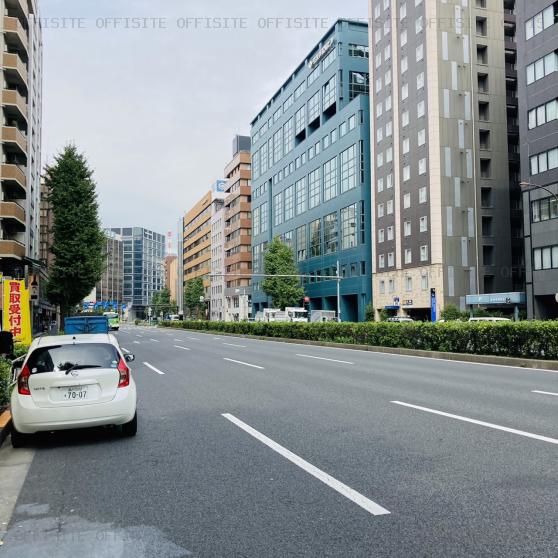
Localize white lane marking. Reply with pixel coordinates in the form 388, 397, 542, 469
222, 413, 390, 516
223, 358, 264, 370
135, 335, 143, 338
223, 343, 247, 348
174, 339, 185, 342
296, 354, 354, 365
392, 401, 558, 446
122, 347, 130, 353
187, 337, 200, 341
150, 339, 160, 343
143, 362, 165, 375
174, 345, 191, 351
532, 390, 558, 397
133, 341, 140, 345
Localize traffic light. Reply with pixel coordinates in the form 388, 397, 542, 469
430, 288, 436, 297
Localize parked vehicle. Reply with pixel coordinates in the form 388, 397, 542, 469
468, 317, 512, 322
103, 311, 120, 331
255, 308, 309, 322
284, 308, 309, 323
10, 334, 137, 447
310, 310, 338, 323
387, 317, 414, 323
64, 316, 110, 334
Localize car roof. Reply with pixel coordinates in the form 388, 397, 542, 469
28, 334, 119, 351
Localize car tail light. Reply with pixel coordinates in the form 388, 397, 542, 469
117, 358, 130, 388
17, 365, 31, 396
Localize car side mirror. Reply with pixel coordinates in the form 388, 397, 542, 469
124, 354, 135, 363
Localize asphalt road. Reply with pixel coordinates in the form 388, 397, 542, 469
0, 324, 557, 557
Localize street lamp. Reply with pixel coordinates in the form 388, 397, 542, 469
519, 181, 558, 203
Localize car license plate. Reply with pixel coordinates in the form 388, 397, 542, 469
63, 386, 89, 400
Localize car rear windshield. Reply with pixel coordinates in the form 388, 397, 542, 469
26, 343, 120, 374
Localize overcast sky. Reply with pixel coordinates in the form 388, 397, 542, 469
41, 0, 368, 242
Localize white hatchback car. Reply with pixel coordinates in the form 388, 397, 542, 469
11, 334, 137, 447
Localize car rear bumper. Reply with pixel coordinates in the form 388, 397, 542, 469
11, 384, 136, 434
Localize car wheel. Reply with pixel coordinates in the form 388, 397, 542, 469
11, 425, 28, 448
120, 412, 137, 437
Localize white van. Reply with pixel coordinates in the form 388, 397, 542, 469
468, 317, 512, 322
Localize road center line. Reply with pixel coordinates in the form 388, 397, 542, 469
222, 413, 390, 516
296, 354, 354, 365
223, 343, 247, 348
223, 358, 264, 370
392, 401, 558, 445
143, 362, 165, 375
174, 345, 191, 351
532, 390, 558, 397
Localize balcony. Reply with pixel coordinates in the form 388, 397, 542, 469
2, 126, 27, 154
2, 89, 28, 121
2, 163, 27, 197
0, 239, 25, 259
4, 16, 28, 53
0, 201, 25, 228
6, 0, 29, 18
3, 52, 28, 87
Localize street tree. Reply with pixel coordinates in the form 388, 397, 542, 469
184, 278, 206, 319
262, 237, 305, 309
45, 145, 105, 320
151, 288, 177, 318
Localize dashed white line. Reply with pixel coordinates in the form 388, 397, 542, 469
392, 401, 558, 445
122, 348, 130, 354
174, 339, 185, 342
223, 343, 247, 348
174, 345, 191, 351
532, 390, 558, 397
222, 413, 390, 516
187, 337, 200, 341
133, 341, 140, 345
150, 339, 160, 343
296, 354, 354, 365
143, 362, 165, 375
223, 358, 264, 370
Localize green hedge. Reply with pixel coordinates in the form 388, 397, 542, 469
160, 320, 558, 361
0, 358, 12, 408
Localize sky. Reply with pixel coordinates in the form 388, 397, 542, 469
41, 0, 368, 242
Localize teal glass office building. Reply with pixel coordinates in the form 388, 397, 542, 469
250, 20, 371, 321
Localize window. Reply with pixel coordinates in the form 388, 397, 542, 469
403, 138, 410, 154
402, 111, 409, 127
403, 165, 411, 181
402, 83, 409, 100
418, 158, 427, 175
479, 129, 490, 150
405, 276, 413, 292
478, 73, 489, 92
401, 56, 408, 73
308, 168, 321, 208
387, 226, 394, 241
283, 117, 294, 155
380, 280, 386, 294
477, 45, 488, 65
348, 115, 356, 130
322, 47, 336, 70
528, 99, 558, 129
273, 128, 283, 164
533, 245, 558, 270
386, 121, 393, 136
479, 101, 490, 121
416, 15, 423, 33
388, 252, 395, 267
532, 194, 558, 222
295, 106, 306, 135
420, 245, 429, 261
377, 152, 384, 169
480, 158, 492, 178
377, 203, 385, 218
253, 205, 261, 236
261, 202, 269, 233
404, 192, 411, 208
385, 96, 392, 112
379, 254, 385, 269
307, 66, 320, 86
274, 192, 284, 226
309, 219, 322, 257
296, 225, 307, 261
377, 177, 384, 192
418, 129, 426, 146
404, 221, 411, 236
416, 44, 424, 62
386, 147, 393, 163
376, 102, 383, 118
387, 199, 394, 215
526, 4, 558, 40
349, 44, 369, 58
324, 212, 338, 254
417, 72, 425, 90
375, 52, 382, 69
340, 121, 348, 137
349, 72, 370, 101
530, 149, 558, 175
284, 185, 294, 221
283, 95, 294, 112
377, 127, 383, 143
378, 228, 385, 243
401, 29, 407, 47
476, 16, 487, 36
323, 157, 338, 201
340, 145, 358, 193
343, 204, 360, 254
526, 50, 558, 85
308, 92, 321, 123
421, 274, 429, 291
388, 279, 395, 292
417, 100, 425, 118
323, 76, 337, 110
295, 178, 307, 215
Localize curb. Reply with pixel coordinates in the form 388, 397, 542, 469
0, 410, 11, 447
163, 326, 558, 372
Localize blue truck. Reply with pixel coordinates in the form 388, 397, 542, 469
64, 316, 110, 335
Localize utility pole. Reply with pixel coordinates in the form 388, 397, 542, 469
336, 260, 341, 323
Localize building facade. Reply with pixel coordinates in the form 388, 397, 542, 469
250, 20, 372, 322
182, 181, 227, 306
224, 135, 252, 321
110, 227, 165, 320
39, 178, 53, 268
368, 0, 517, 319
164, 254, 178, 304
210, 206, 225, 321
96, 230, 124, 308
517, 1, 558, 318
0, 0, 43, 278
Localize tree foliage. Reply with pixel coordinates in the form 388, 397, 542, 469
151, 288, 177, 318
184, 278, 206, 319
45, 145, 105, 317
261, 237, 305, 309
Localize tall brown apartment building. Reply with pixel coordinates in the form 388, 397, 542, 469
182, 181, 226, 300
1, 0, 43, 279
223, 136, 252, 321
